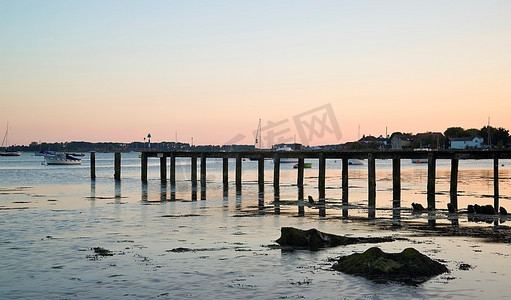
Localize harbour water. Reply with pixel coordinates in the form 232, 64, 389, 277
1, 153, 510, 299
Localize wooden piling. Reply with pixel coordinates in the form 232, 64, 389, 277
170, 153, 176, 186
427, 152, 436, 210
368, 153, 376, 208
392, 158, 400, 208
494, 154, 499, 212
200, 154, 206, 199
141, 152, 148, 182
258, 156, 264, 193
318, 154, 326, 200
342, 158, 348, 218
114, 152, 121, 181
191, 156, 197, 200
223, 157, 228, 193
273, 153, 280, 190
297, 158, 304, 188
90, 152, 96, 180
318, 154, 326, 217
450, 157, 459, 210
342, 158, 348, 204
235, 153, 242, 194
160, 156, 167, 182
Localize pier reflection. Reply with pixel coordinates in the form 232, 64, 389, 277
298, 185, 304, 216
160, 182, 167, 202
274, 187, 280, 215
141, 182, 148, 202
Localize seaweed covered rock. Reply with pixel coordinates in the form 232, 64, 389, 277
275, 227, 393, 251
333, 247, 448, 284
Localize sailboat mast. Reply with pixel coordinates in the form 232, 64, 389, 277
255, 119, 262, 149
1, 122, 8, 148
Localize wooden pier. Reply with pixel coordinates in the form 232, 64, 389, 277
91, 149, 511, 218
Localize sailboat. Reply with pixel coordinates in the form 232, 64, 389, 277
249, 119, 271, 161
0, 123, 21, 156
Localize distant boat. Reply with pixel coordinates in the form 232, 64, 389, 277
44, 153, 82, 165
293, 162, 312, 169
35, 150, 55, 156
411, 148, 430, 164
274, 146, 298, 163
348, 159, 364, 165
0, 122, 20, 156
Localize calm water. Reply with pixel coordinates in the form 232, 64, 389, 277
1, 152, 510, 299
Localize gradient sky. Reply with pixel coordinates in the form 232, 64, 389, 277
1, 0, 510, 146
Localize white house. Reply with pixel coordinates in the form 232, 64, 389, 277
449, 136, 483, 149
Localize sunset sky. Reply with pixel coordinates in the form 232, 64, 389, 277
1, 0, 510, 146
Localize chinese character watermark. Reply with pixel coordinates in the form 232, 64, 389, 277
224, 103, 342, 147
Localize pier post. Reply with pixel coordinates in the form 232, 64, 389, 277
273, 153, 280, 191
141, 152, 148, 183
114, 152, 121, 181
318, 154, 326, 217
427, 152, 436, 210
90, 152, 96, 180
342, 158, 348, 217
297, 158, 304, 188
318, 154, 326, 199
160, 156, 167, 183
450, 157, 459, 210
200, 153, 206, 200
494, 154, 499, 212
223, 157, 228, 194
392, 158, 400, 208
235, 153, 242, 194
170, 153, 176, 186
258, 156, 264, 193
368, 153, 376, 207
191, 156, 197, 200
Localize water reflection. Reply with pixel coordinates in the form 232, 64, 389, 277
428, 211, 436, 228
115, 181, 121, 200
141, 182, 148, 202
274, 187, 280, 215
298, 185, 304, 216
258, 191, 264, 214
160, 182, 167, 202
235, 193, 242, 211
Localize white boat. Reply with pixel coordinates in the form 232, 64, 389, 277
0, 122, 20, 156
44, 153, 82, 165
274, 146, 298, 163
411, 148, 430, 164
348, 158, 364, 165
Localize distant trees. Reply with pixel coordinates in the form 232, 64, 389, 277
444, 126, 510, 148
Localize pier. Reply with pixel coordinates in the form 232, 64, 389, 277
91, 149, 511, 218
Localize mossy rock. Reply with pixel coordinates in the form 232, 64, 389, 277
333, 247, 448, 284
275, 227, 393, 251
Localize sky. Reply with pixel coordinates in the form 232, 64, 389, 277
1, 0, 510, 146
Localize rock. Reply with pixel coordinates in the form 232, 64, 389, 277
333, 247, 448, 284
412, 202, 426, 212
447, 203, 456, 213
275, 227, 393, 251
500, 207, 508, 215
481, 205, 495, 215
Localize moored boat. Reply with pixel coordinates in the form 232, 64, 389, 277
0, 122, 20, 156
293, 162, 312, 169
348, 158, 364, 165
274, 147, 298, 163
0, 149, 21, 156
44, 153, 82, 165
411, 148, 430, 163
